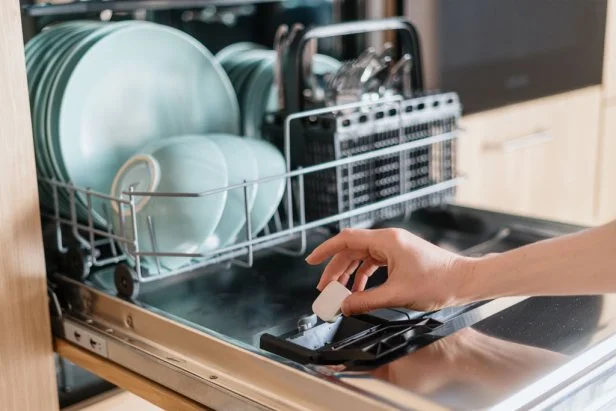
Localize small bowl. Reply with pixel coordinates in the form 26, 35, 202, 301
237, 138, 286, 240
110, 136, 228, 272
204, 134, 259, 250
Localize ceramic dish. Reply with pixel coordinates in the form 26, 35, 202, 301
238, 138, 286, 238
110, 136, 228, 272
219, 48, 341, 138
40, 23, 125, 222
30, 22, 107, 215
215, 41, 266, 65
203, 134, 259, 249
45, 21, 239, 227
243, 53, 342, 138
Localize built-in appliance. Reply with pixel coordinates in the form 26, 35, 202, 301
19, 1, 616, 409
405, 0, 608, 113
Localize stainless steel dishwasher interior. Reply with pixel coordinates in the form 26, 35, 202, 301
74, 205, 557, 349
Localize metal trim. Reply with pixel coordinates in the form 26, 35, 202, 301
54, 275, 429, 410
492, 331, 616, 410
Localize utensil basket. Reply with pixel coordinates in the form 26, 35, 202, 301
272, 92, 460, 230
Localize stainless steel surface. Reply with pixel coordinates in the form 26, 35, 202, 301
49, 204, 616, 410
339, 293, 616, 411
53, 276, 405, 410
309, 207, 614, 411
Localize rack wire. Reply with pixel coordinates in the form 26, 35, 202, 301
40, 92, 461, 296
22, 0, 276, 17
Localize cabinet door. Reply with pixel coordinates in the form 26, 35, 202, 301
0, 2, 59, 410
597, 105, 616, 223
456, 86, 601, 225
604, 0, 616, 101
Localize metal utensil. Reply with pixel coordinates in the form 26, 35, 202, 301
274, 24, 289, 110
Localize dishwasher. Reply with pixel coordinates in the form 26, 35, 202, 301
21, 1, 616, 410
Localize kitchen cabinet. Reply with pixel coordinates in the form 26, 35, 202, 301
64, 391, 162, 411
0, 1, 59, 410
599, 0, 616, 224
604, 0, 616, 102
597, 105, 616, 223
456, 86, 601, 225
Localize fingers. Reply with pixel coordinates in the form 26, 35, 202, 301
351, 260, 380, 292
306, 229, 378, 265
341, 283, 396, 316
316, 250, 365, 290
338, 261, 360, 288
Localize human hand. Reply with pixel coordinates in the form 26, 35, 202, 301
305, 228, 474, 315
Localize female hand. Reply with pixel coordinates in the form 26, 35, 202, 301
305, 228, 474, 315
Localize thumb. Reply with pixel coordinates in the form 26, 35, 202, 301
341, 284, 395, 316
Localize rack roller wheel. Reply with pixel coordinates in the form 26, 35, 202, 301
61, 245, 91, 280
114, 264, 140, 299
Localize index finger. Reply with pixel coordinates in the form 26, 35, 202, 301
305, 228, 377, 265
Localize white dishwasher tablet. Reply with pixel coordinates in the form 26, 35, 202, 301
312, 281, 352, 323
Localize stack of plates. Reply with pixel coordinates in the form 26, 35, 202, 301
216, 42, 341, 138
26, 21, 240, 227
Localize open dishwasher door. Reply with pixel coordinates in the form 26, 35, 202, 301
48, 205, 616, 411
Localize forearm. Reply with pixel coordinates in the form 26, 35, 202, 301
460, 220, 616, 302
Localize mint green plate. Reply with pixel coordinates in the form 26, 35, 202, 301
47, 21, 239, 227
31, 23, 105, 214
216, 41, 266, 65
243, 54, 342, 138
44, 23, 136, 225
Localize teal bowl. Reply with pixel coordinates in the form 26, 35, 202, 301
110, 136, 228, 272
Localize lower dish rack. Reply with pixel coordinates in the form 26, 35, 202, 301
40, 92, 462, 298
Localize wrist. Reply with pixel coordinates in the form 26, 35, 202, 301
451, 255, 490, 305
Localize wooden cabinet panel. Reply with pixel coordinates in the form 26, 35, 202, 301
0, 1, 59, 410
456, 86, 601, 225
604, 0, 616, 101
597, 105, 616, 223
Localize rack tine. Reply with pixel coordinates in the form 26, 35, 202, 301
102, 203, 119, 258
272, 171, 307, 256
68, 183, 90, 249
118, 195, 127, 240
273, 210, 283, 232
128, 185, 142, 280
296, 172, 307, 254
146, 215, 162, 276
51, 180, 68, 253
86, 189, 97, 265
243, 181, 254, 268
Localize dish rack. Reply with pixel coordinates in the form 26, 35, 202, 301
40, 18, 462, 299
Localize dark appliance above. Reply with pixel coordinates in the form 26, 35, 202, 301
405, 0, 608, 114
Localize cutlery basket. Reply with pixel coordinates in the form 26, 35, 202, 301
263, 93, 461, 230
262, 18, 461, 230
